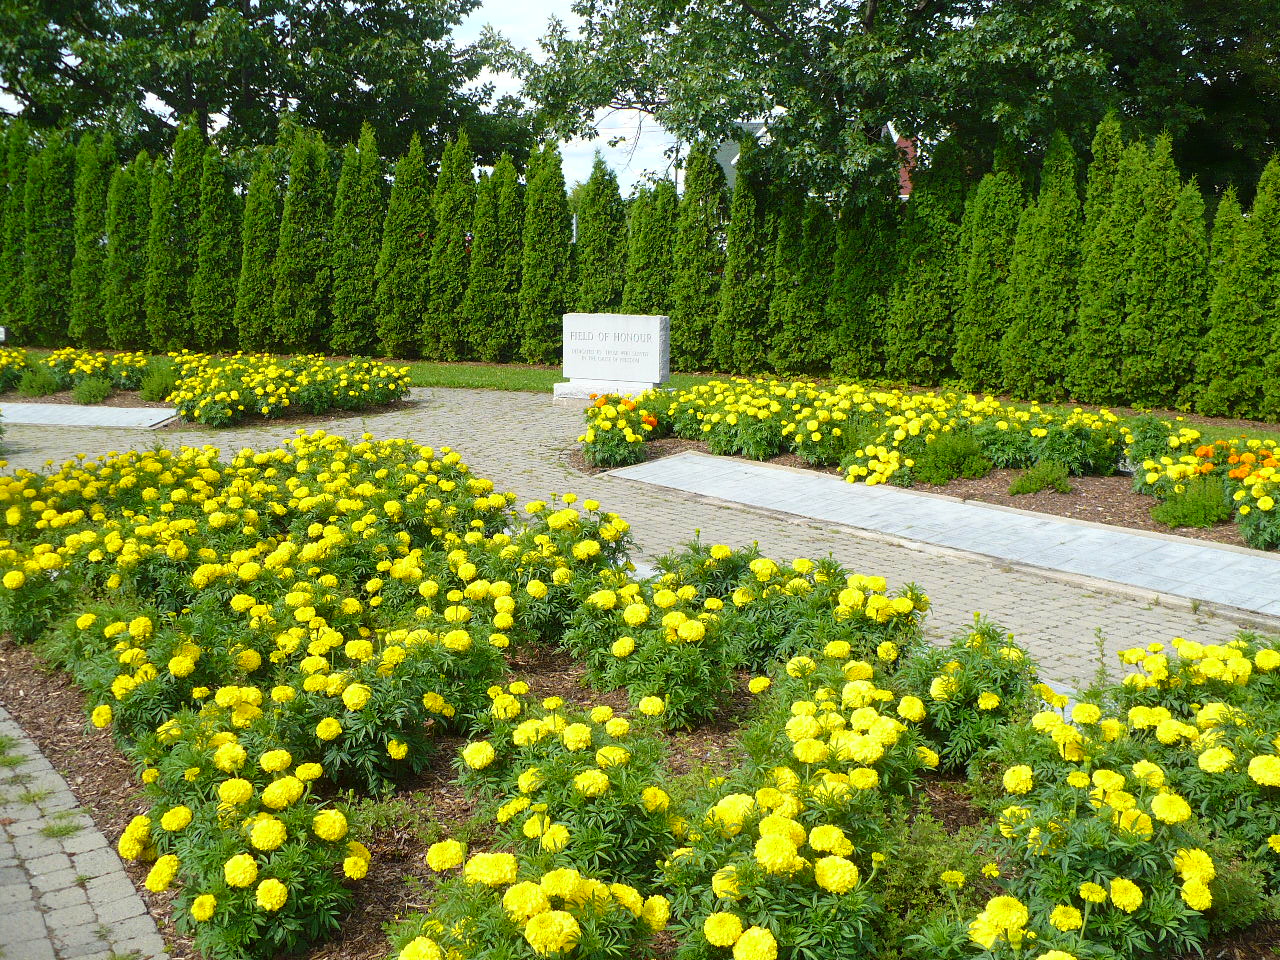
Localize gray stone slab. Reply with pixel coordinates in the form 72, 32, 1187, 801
611, 452, 1280, 619
0, 402, 173, 428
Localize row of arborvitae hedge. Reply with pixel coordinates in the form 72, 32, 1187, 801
5, 433, 1280, 960
4, 111, 1279, 418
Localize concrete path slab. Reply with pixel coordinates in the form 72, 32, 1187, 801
611, 451, 1280, 621
0, 403, 174, 428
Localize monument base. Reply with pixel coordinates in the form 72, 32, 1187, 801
552, 379, 661, 406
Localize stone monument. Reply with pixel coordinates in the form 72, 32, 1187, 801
553, 313, 670, 403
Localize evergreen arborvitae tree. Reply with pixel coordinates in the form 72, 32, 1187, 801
190, 144, 240, 350
145, 160, 185, 350
167, 118, 205, 347
69, 132, 115, 346
461, 171, 504, 359
1066, 141, 1147, 403
104, 153, 153, 349
670, 150, 726, 371
621, 180, 676, 316
1083, 113, 1124, 232
574, 152, 627, 312
953, 160, 1023, 389
768, 198, 835, 374
827, 195, 898, 381
426, 131, 475, 360
1197, 159, 1280, 418
273, 131, 332, 352
882, 149, 968, 385
518, 143, 573, 363
469, 152, 523, 361
714, 141, 774, 373
0, 122, 30, 333
375, 134, 433, 358
330, 124, 385, 355
1208, 187, 1242, 289
1145, 180, 1209, 409
21, 131, 76, 346
235, 149, 280, 351
1000, 133, 1082, 400
1119, 136, 1191, 405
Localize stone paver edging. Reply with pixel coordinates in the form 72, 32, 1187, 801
0, 704, 168, 960
0, 403, 175, 429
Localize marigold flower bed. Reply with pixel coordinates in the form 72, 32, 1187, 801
1, 431, 1279, 960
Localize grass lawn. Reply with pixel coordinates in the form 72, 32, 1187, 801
405, 361, 717, 393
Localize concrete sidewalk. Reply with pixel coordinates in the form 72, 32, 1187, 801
611, 451, 1280, 620
0, 403, 174, 429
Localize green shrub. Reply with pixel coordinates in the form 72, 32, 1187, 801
1008, 460, 1072, 495
139, 363, 180, 402
71, 376, 112, 405
912, 430, 992, 486
17, 366, 60, 397
1151, 475, 1232, 528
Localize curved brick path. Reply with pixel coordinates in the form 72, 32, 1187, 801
0, 385, 1275, 959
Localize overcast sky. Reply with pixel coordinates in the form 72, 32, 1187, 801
456, 0, 678, 191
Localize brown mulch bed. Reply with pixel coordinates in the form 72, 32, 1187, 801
0, 388, 173, 409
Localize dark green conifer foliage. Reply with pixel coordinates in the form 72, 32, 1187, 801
1119, 136, 1191, 405
21, 131, 76, 346
827, 196, 898, 381
622, 180, 676, 316
1208, 187, 1242, 289
168, 118, 205, 346
235, 149, 280, 351
190, 144, 240, 350
714, 142, 774, 373
1067, 141, 1147, 403
330, 124, 385, 356
273, 131, 332, 352
518, 143, 573, 363
69, 132, 115, 346
144, 160, 185, 349
1135, 179, 1208, 408
1000, 133, 1081, 400
670, 150, 726, 371
1083, 113, 1124, 232
425, 131, 474, 360
953, 161, 1023, 389
767, 199, 834, 374
1197, 157, 1280, 417
882, 150, 968, 384
104, 153, 152, 349
0, 123, 30, 333
573, 153, 627, 312
375, 135, 433, 358
461, 171, 504, 359
484, 152, 524, 360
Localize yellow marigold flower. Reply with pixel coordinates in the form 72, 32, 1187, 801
190, 894, 216, 922
1071, 702, 1102, 725
1173, 848, 1216, 885
224, 853, 258, 888
313, 809, 348, 842
523, 909, 581, 957
1181, 879, 1212, 911
250, 817, 287, 851
1109, 877, 1143, 913
540, 823, 570, 852
733, 925, 778, 960
897, 696, 926, 722
641, 786, 670, 812
748, 676, 771, 694
316, 717, 343, 741
977, 692, 1001, 711
261, 776, 303, 810
754, 834, 801, 875
611, 636, 635, 657
638, 696, 665, 716
1249, 755, 1280, 786
463, 851, 517, 887
703, 911, 744, 947
462, 741, 496, 770
91, 704, 113, 729
1079, 881, 1107, 903
296, 762, 323, 781
503, 880, 551, 922
255, 877, 288, 912
562, 723, 592, 751
2, 570, 25, 589
712, 864, 740, 900
344, 855, 369, 880
808, 824, 853, 856
1049, 904, 1083, 931
1003, 765, 1034, 795
1151, 792, 1192, 824
940, 870, 965, 889
259, 749, 292, 773
815, 855, 860, 893
426, 839, 466, 871
573, 769, 610, 797
641, 894, 670, 931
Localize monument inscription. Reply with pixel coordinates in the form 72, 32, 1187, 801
554, 313, 670, 401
